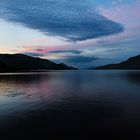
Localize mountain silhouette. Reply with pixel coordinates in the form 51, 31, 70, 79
95, 55, 140, 70
0, 54, 77, 72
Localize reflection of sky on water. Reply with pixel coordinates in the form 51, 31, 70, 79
0, 71, 140, 139
0, 71, 139, 109
0, 71, 140, 100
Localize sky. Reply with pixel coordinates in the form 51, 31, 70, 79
0, 0, 140, 68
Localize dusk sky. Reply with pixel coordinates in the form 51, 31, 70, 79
0, 0, 140, 68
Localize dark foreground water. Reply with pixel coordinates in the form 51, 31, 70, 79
0, 70, 140, 140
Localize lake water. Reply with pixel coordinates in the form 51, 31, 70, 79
0, 70, 140, 140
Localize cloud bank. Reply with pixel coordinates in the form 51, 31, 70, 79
0, 0, 124, 41
49, 50, 82, 54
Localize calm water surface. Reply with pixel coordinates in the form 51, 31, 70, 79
0, 70, 140, 140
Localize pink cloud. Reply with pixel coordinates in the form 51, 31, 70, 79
98, 1, 140, 45
100, 1, 140, 27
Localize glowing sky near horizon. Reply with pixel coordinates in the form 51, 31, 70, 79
0, 0, 140, 68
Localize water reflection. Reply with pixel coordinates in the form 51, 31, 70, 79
0, 71, 140, 139
125, 71, 140, 84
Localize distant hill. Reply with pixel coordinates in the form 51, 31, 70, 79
95, 55, 140, 70
0, 61, 9, 72
0, 54, 77, 72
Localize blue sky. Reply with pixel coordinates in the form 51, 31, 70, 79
0, 0, 140, 68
